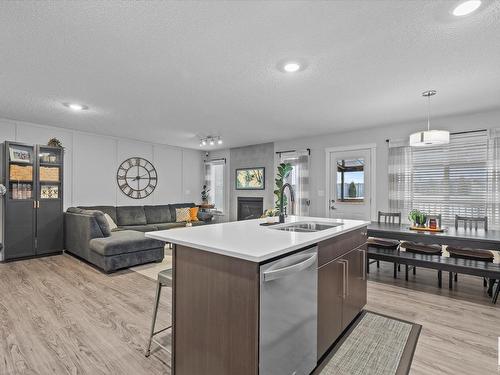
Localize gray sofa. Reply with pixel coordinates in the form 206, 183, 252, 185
65, 203, 212, 272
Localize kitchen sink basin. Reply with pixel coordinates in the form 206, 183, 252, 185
270, 221, 342, 233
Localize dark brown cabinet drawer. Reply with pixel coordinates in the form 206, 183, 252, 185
317, 227, 367, 267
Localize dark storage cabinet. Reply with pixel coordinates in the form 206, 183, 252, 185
2, 141, 64, 260
317, 230, 367, 359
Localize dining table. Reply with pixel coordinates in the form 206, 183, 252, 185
367, 221, 500, 251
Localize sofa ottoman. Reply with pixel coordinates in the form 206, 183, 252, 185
89, 230, 164, 272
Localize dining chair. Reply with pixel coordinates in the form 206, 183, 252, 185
400, 214, 443, 287
447, 215, 494, 290
367, 211, 401, 278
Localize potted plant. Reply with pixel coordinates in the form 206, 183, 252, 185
274, 162, 293, 214
408, 209, 427, 227
261, 208, 279, 223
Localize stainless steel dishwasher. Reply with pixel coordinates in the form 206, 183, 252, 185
259, 246, 318, 375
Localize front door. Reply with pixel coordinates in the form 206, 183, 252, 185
328, 147, 372, 220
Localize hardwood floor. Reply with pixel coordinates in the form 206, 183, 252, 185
367, 262, 500, 375
0, 254, 498, 375
0, 254, 171, 375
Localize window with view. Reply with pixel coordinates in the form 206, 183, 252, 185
389, 130, 500, 228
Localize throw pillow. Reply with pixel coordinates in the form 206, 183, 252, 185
104, 213, 118, 231
175, 207, 191, 222
189, 207, 199, 221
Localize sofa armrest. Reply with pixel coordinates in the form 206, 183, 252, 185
64, 210, 105, 260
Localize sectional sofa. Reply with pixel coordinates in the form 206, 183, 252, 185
65, 203, 212, 272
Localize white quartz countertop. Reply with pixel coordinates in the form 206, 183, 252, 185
145, 216, 369, 262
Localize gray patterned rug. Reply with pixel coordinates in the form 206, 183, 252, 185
319, 311, 421, 375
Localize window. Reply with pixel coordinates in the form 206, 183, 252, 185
336, 159, 365, 202
204, 159, 225, 213
389, 130, 500, 228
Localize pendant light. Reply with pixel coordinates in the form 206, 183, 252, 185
409, 90, 450, 147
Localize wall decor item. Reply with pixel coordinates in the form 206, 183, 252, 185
9, 146, 32, 163
235, 167, 265, 190
117, 157, 157, 199
47, 137, 64, 150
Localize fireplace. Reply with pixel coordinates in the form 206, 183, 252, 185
237, 197, 264, 221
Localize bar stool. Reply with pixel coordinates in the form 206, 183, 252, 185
145, 268, 172, 357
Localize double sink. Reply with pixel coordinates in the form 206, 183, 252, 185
269, 221, 342, 233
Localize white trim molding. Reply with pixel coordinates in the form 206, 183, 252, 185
325, 143, 377, 221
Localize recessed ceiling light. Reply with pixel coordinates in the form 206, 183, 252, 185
283, 62, 301, 73
453, 0, 481, 16
63, 102, 89, 111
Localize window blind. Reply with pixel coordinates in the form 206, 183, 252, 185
389, 130, 495, 226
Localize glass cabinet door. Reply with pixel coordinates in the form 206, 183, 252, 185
38, 146, 62, 200
7, 143, 35, 200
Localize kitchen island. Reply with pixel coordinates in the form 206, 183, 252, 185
146, 216, 369, 375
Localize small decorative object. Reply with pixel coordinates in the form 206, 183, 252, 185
186, 221, 193, 227
262, 208, 279, 223
116, 157, 157, 199
9, 146, 31, 163
408, 209, 427, 227
428, 218, 437, 229
201, 184, 210, 203
0, 184, 6, 196
40, 185, 59, 199
47, 137, 64, 149
274, 162, 293, 212
236, 167, 265, 190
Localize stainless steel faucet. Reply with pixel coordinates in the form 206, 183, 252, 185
279, 183, 295, 223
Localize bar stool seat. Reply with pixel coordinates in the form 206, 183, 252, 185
145, 268, 172, 357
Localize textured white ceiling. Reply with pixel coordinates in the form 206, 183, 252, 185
1, 1, 499, 149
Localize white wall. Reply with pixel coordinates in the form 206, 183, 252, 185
0, 118, 203, 210
274, 108, 500, 219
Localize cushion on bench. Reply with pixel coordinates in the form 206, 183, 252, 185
89, 230, 164, 257
401, 241, 442, 255
446, 246, 494, 262
367, 237, 400, 249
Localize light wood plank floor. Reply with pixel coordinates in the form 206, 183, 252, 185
1, 254, 499, 374
367, 262, 500, 375
0, 254, 171, 375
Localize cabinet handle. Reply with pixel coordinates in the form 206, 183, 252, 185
359, 249, 366, 281
340, 260, 347, 299
37, 201, 40, 208
33, 200, 36, 209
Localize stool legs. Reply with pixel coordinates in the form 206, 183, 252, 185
449, 272, 453, 289
493, 281, 499, 304
145, 279, 162, 357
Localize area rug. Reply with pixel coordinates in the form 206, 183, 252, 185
317, 311, 421, 375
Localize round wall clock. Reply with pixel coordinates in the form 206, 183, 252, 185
116, 157, 157, 199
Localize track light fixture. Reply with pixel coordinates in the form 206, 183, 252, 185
200, 136, 222, 147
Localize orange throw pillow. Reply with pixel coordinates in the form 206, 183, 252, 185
189, 207, 199, 221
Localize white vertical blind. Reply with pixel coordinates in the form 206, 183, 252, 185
204, 159, 225, 213
389, 130, 500, 227
279, 150, 311, 216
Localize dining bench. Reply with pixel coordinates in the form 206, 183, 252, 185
367, 247, 500, 304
